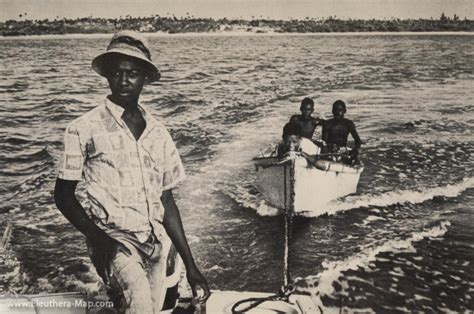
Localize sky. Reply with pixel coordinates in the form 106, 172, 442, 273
1, 0, 473, 21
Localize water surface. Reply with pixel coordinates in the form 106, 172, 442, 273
1, 33, 473, 312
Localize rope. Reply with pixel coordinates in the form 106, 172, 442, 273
283, 211, 291, 286
285, 159, 296, 286
231, 161, 297, 313
230, 285, 295, 313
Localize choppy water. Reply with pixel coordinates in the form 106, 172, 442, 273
1, 33, 473, 312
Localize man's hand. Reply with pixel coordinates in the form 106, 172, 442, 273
88, 233, 131, 285
162, 190, 211, 304
186, 264, 211, 304
54, 179, 133, 285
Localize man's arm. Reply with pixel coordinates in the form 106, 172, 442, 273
161, 189, 210, 302
54, 179, 104, 238
54, 178, 129, 284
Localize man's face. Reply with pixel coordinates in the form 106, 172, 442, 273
332, 103, 346, 119
300, 103, 314, 119
107, 58, 147, 103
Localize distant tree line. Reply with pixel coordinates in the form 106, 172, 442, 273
1, 14, 473, 36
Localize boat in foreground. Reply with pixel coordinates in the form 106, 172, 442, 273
1, 224, 316, 314
254, 154, 363, 215
0, 291, 317, 313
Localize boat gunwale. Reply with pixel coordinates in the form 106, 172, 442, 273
254, 156, 364, 174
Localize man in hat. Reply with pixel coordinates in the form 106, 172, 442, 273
54, 30, 210, 313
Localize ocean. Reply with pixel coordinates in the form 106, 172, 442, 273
1, 33, 473, 312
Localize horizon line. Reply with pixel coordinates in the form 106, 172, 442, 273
3, 13, 471, 23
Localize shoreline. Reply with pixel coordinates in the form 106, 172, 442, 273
2, 30, 474, 40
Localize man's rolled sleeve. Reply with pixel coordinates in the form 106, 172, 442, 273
57, 124, 86, 181
161, 131, 186, 191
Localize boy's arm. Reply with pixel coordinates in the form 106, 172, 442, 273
54, 178, 130, 284
321, 122, 328, 143
313, 117, 324, 126
300, 151, 319, 165
161, 189, 210, 302
289, 115, 299, 123
349, 121, 362, 150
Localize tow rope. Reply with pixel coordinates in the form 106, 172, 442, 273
230, 285, 295, 313
231, 160, 296, 313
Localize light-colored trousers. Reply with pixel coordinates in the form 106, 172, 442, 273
88, 232, 182, 314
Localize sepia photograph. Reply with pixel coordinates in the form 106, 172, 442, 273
0, 0, 473, 313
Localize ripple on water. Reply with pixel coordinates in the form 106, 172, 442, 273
0, 35, 472, 310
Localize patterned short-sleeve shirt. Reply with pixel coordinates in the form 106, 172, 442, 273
57, 98, 186, 243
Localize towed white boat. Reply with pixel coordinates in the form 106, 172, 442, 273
254, 153, 363, 215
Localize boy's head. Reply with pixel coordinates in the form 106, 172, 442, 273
300, 97, 314, 119
105, 55, 149, 104
332, 100, 346, 119
282, 123, 302, 151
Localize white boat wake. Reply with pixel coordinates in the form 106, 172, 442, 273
232, 177, 473, 217
295, 220, 451, 311
298, 176, 473, 217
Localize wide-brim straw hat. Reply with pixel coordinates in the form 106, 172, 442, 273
92, 30, 160, 83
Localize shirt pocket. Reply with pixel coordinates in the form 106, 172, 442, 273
151, 164, 164, 188
87, 133, 116, 165
141, 135, 165, 189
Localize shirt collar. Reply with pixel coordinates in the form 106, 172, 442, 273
105, 97, 157, 128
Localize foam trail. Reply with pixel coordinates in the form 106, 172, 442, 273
225, 184, 281, 216
296, 220, 451, 311
300, 177, 474, 218
0, 244, 22, 293
239, 177, 473, 217
256, 201, 280, 216
179, 115, 285, 215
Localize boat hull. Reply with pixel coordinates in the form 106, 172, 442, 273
255, 157, 363, 215
0, 291, 316, 314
